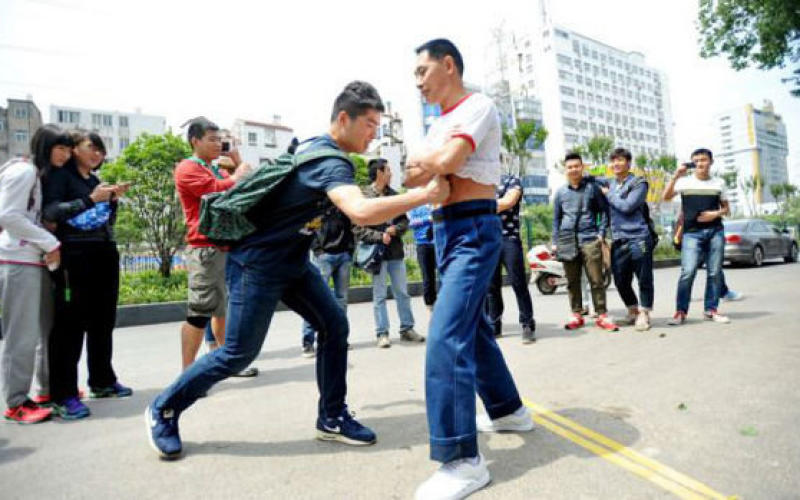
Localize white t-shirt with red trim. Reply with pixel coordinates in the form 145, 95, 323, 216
422, 92, 502, 186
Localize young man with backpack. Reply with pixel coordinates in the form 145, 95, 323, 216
599, 148, 655, 331
146, 81, 449, 459
552, 152, 618, 332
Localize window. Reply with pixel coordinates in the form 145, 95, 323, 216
579, 105, 587, 114
92, 113, 103, 127
585, 77, 592, 87
119, 116, 129, 127
591, 50, 598, 59
562, 102, 576, 113
563, 118, 578, 129
559, 85, 575, 96
14, 108, 28, 119
14, 130, 28, 143
558, 70, 573, 81
557, 54, 572, 66
119, 137, 130, 149
102, 114, 113, 127
103, 136, 113, 149
264, 128, 277, 147
555, 29, 569, 39
248, 132, 257, 146
572, 40, 580, 53
58, 110, 80, 124
577, 90, 585, 99
0, 120, 4, 132
575, 75, 583, 84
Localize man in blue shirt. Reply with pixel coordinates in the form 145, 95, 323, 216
599, 148, 654, 331
408, 204, 437, 309
146, 81, 450, 460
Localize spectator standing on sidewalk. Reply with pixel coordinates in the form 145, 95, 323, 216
300, 205, 355, 358
552, 152, 618, 332
408, 203, 437, 310
599, 148, 655, 331
485, 172, 536, 343
353, 159, 424, 348
173, 117, 257, 377
663, 148, 731, 325
0, 124, 70, 424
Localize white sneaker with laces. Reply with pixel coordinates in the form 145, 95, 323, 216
704, 310, 731, 323
415, 454, 491, 500
634, 311, 651, 331
476, 406, 534, 432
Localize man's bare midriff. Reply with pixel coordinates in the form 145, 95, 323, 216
440, 175, 496, 206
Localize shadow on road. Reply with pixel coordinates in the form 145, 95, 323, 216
0, 438, 35, 466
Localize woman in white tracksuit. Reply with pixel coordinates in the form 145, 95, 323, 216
0, 124, 72, 424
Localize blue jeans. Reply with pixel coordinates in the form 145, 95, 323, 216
153, 250, 350, 419
611, 236, 654, 310
302, 252, 351, 346
676, 227, 725, 313
372, 259, 414, 335
427, 200, 523, 463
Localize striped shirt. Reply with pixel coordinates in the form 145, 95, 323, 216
674, 175, 727, 232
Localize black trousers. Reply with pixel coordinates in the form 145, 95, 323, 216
50, 241, 119, 401
416, 243, 437, 306
486, 237, 534, 328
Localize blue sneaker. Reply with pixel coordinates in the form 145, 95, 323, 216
316, 407, 376, 446
90, 382, 133, 399
54, 396, 90, 420
145, 405, 182, 459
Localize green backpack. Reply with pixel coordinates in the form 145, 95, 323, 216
197, 147, 352, 246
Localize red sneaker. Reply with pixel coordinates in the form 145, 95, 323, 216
595, 314, 619, 332
4, 400, 53, 424
32, 393, 51, 405
564, 313, 585, 330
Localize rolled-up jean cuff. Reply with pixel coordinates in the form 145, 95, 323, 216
430, 437, 478, 463
486, 397, 524, 421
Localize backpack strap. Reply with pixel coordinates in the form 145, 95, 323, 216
292, 148, 353, 168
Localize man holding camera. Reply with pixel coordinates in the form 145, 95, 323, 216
663, 148, 730, 325
173, 117, 256, 373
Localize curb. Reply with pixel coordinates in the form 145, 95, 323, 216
116, 259, 682, 327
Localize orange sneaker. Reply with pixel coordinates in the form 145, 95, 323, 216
595, 314, 619, 332
564, 313, 585, 330
4, 400, 53, 424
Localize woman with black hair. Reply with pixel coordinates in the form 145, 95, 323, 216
0, 124, 71, 424
42, 130, 132, 420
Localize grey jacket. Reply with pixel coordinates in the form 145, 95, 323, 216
606, 174, 650, 241
552, 177, 609, 245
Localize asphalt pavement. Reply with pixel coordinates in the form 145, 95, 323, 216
1, 262, 799, 499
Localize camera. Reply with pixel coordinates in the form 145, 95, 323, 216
221, 140, 231, 153
683, 161, 695, 171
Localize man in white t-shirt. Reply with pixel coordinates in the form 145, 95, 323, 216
663, 148, 731, 325
404, 38, 532, 500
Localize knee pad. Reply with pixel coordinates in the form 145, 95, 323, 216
186, 315, 210, 329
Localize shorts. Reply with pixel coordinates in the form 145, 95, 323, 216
186, 246, 227, 318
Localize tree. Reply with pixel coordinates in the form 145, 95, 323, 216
501, 120, 548, 176
349, 153, 370, 186
698, 0, 800, 96
101, 132, 190, 277
739, 175, 760, 216
585, 136, 614, 166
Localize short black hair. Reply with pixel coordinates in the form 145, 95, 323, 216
691, 148, 713, 161
368, 158, 388, 182
610, 147, 632, 163
330, 81, 385, 123
30, 124, 73, 173
186, 116, 219, 145
416, 38, 464, 77
564, 151, 583, 163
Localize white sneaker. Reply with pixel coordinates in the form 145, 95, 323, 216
634, 311, 651, 331
722, 290, 743, 302
476, 406, 534, 432
415, 454, 491, 500
704, 310, 731, 323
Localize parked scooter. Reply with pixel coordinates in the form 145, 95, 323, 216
526, 244, 611, 295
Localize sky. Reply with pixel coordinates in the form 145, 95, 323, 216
1, 0, 798, 171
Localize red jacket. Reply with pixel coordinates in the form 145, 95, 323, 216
174, 158, 234, 247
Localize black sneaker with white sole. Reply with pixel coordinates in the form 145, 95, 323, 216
316, 408, 376, 446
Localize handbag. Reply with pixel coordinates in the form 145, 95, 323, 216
555, 187, 589, 262
353, 242, 385, 274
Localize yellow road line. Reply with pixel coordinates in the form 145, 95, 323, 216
522, 398, 734, 500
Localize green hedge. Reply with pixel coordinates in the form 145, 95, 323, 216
119, 270, 188, 305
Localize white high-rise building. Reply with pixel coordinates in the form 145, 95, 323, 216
532, 25, 675, 171
714, 100, 790, 215
49, 105, 166, 160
